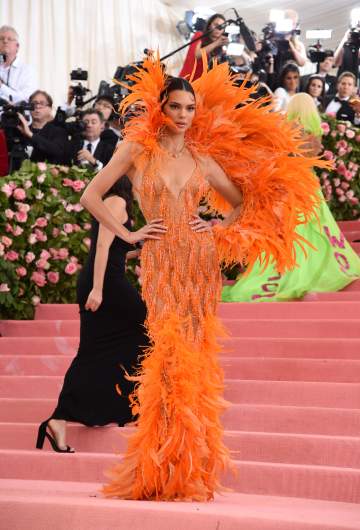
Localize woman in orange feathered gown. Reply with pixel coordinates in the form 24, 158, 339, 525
80, 55, 330, 501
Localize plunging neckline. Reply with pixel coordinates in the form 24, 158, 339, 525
158, 159, 198, 202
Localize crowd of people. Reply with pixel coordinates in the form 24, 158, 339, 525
1, 12, 360, 175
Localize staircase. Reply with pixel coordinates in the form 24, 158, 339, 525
1, 222, 360, 530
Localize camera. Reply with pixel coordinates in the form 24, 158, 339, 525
53, 107, 86, 137
0, 100, 34, 129
70, 68, 90, 107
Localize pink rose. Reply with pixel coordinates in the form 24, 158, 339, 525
330, 130, 337, 138
36, 258, 50, 270
338, 147, 347, 157
34, 229, 47, 242
5, 223, 13, 233
320, 122, 330, 135
16, 266, 27, 277
24, 180, 32, 189
58, 248, 69, 260
72, 224, 81, 232
47, 271, 60, 284
338, 195, 346, 203
37, 174, 46, 184
346, 190, 355, 199
50, 187, 59, 196
31, 271, 47, 287
5, 209, 15, 219
52, 228, 60, 238
17, 203, 30, 213
341, 182, 350, 190
5, 250, 19, 261
15, 211, 28, 223
83, 237, 91, 248
35, 190, 44, 200
84, 223, 91, 230
72, 180, 86, 192
350, 197, 359, 205
50, 167, 60, 177
28, 233, 37, 244
63, 223, 73, 234
13, 226, 24, 237
336, 188, 344, 196
0, 243, 4, 256
1, 183, 13, 197
13, 188, 26, 201
37, 162, 47, 171
65, 262, 77, 275
70, 256, 78, 263
40, 249, 51, 260
336, 140, 348, 149
25, 251, 36, 263
32, 295, 41, 306
0, 283, 10, 292
337, 123, 346, 134
344, 170, 354, 181
73, 203, 83, 212
356, 135, 360, 143
333, 178, 340, 187
35, 217, 48, 228
346, 129, 355, 139
1, 236, 12, 247
49, 248, 58, 258
323, 150, 334, 160
62, 178, 73, 187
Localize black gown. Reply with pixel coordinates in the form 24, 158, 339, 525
51, 217, 148, 426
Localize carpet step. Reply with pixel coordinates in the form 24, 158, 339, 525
2, 354, 360, 383
2, 318, 360, 338
1, 422, 360, 468
2, 480, 360, 530
2, 336, 360, 359
1, 375, 359, 408
35, 301, 360, 320
338, 221, 360, 231
1, 450, 360, 503
1, 399, 359, 436
303, 292, 360, 301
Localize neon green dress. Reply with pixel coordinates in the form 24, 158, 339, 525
222, 194, 360, 302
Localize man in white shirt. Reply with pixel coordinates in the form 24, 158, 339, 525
0, 25, 37, 104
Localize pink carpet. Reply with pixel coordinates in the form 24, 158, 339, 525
1, 222, 360, 529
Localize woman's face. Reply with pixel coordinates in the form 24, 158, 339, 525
94, 99, 113, 121
209, 17, 225, 42
308, 79, 324, 98
162, 90, 196, 133
283, 71, 299, 92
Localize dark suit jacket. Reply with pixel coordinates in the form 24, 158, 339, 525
30, 121, 69, 165
100, 128, 120, 150
69, 138, 115, 167
324, 95, 355, 123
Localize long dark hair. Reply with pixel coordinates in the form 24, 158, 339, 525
201, 13, 225, 47
305, 75, 325, 110
279, 62, 300, 90
160, 77, 195, 107
103, 175, 134, 219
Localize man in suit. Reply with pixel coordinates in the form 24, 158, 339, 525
71, 109, 115, 170
325, 71, 360, 124
300, 52, 337, 96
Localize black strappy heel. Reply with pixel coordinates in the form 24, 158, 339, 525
36, 419, 75, 453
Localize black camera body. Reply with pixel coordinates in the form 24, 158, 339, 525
70, 68, 90, 107
0, 100, 34, 129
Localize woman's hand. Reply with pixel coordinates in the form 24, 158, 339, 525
85, 288, 103, 312
128, 218, 167, 244
189, 214, 211, 233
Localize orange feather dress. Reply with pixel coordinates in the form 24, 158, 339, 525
102, 55, 330, 501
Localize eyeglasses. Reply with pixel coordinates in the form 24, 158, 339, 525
32, 102, 50, 108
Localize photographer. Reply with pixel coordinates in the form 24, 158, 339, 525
93, 95, 121, 149
0, 25, 37, 104
69, 109, 115, 170
17, 90, 69, 165
334, 28, 360, 80
180, 13, 229, 80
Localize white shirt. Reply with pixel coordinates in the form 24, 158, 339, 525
82, 138, 103, 171
0, 57, 37, 103
273, 87, 292, 113
326, 94, 360, 125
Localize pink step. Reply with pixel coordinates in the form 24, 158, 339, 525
338, 221, 360, 231
2, 318, 360, 338
0, 337, 78, 356
2, 480, 360, 530
1, 375, 360, 408
1, 398, 359, 436
303, 292, 360, 301
36, 301, 360, 320
1, 422, 360, 469
350, 242, 360, 254
341, 230, 360, 242
341, 279, 360, 292
1, 449, 360, 503
2, 355, 360, 383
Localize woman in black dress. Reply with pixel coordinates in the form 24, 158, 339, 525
36, 176, 150, 452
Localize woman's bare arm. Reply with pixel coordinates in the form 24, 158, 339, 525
205, 156, 243, 225
85, 196, 128, 312
80, 141, 166, 244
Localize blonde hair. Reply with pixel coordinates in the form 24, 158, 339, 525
286, 92, 322, 137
